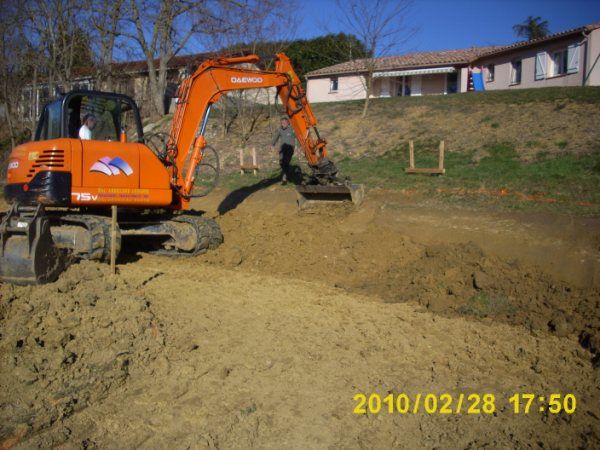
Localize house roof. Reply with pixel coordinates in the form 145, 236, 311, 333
305, 22, 600, 79
73, 50, 251, 78
473, 22, 600, 60
304, 46, 504, 78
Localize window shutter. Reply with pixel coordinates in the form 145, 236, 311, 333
567, 44, 579, 74
535, 52, 547, 80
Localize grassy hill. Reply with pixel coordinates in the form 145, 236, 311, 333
207, 86, 600, 214
2, 86, 599, 213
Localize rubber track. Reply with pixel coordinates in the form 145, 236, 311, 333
156, 215, 223, 256
60, 214, 122, 262
173, 215, 223, 255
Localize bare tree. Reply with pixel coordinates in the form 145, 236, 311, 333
22, 0, 92, 94
122, 0, 237, 118
0, 0, 22, 146
87, 0, 125, 88
0, 0, 46, 142
336, 0, 415, 117
209, 0, 298, 145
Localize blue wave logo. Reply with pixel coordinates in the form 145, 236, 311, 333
90, 156, 133, 176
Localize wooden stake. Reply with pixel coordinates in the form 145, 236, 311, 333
252, 147, 257, 175
110, 205, 117, 275
439, 140, 445, 171
409, 140, 415, 169
239, 149, 244, 175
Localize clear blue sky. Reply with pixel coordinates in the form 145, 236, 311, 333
299, 0, 600, 54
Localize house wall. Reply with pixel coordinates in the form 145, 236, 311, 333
306, 75, 366, 103
459, 67, 469, 93
421, 74, 446, 95
476, 35, 586, 90
585, 28, 600, 86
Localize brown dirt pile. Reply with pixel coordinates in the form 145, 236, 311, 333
0, 188, 599, 448
201, 192, 600, 364
16, 261, 600, 449
0, 261, 165, 443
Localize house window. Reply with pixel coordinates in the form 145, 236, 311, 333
510, 60, 522, 85
552, 49, 569, 76
329, 77, 338, 93
486, 65, 495, 82
567, 44, 579, 74
535, 52, 548, 80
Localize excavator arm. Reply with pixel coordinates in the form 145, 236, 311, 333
165, 53, 360, 208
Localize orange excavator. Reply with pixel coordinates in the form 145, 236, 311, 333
0, 53, 363, 284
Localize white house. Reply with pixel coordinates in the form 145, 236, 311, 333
305, 22, 600, 103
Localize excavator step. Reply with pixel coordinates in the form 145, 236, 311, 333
296, 183, 364, 209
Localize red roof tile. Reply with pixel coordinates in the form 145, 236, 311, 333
473, 22, 600, 60
72, 50, 251, 78
305, 46, 504, 77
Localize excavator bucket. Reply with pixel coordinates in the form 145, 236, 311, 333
296, 183, 364, 209
0, 204, 64, 285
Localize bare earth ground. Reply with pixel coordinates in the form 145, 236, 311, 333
1, 187, 599, 449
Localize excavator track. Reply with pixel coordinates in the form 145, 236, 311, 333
148, 214, 223, 256
58, 214, 121, 261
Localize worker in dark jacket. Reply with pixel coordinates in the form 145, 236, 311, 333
271, 116, 296, 185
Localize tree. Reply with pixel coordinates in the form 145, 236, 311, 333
335, 0, 416, 118
206, 0, 297, 144
284, 33, 369, 84
87, 0, 125, 88
123, 0, 263, 118
0, 0, 24, 147
23, 0, 93, 93
513, 16, 549, 41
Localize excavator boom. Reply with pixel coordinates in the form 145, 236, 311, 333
165, 53, 363, 208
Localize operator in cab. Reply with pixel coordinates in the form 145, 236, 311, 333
271, 116, 296, 185
79, 114, 97, 140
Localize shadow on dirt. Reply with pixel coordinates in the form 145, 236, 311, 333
217, 165, 304, 215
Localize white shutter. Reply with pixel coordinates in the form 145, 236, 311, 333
567, 44, 579, 74
535, 52, 547, 80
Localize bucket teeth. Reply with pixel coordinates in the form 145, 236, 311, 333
296, 183, 364, 209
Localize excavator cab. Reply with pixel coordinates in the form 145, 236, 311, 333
5, 90, 173, 208
34, 90, 144, 143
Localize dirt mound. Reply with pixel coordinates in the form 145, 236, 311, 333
0, 188, 599, 447
0, 261, 165, 444
200, 192, 600, 364
16, 261, 599, 449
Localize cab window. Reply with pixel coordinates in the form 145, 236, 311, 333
36, 101, 62, 140
79, 95, 120, 141
69, 94, 141, 142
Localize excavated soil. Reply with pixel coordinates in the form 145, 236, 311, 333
1, 188, 599, 448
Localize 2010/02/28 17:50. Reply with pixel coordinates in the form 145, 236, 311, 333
352, 393, 577, 415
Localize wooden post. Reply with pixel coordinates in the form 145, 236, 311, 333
438, 140, 445, 171
409, 140, 415, 169
252, 147, 257, 175
239, 149, 244, 175
110, 205, 117, 275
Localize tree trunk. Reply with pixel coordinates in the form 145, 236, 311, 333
30, 66, 38, 139
361, 71, 373, 118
